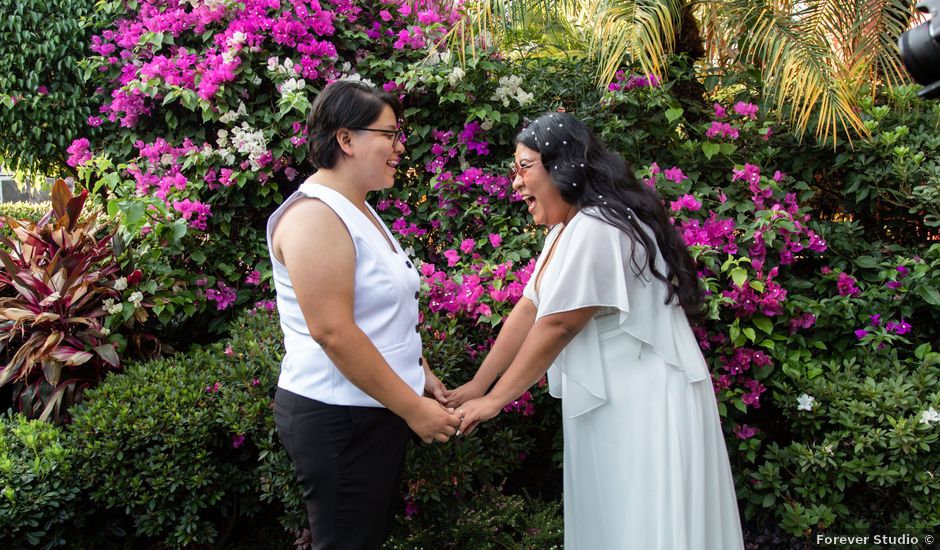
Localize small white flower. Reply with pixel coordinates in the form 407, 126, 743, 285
100, 327, 111, 336
491, 75, 533, 108
219, 110, 239, 124
797, 393, 816, 411
447, 66, 465, 86
128, 291, 144, 307
279, 77, 306, 95
919, 407, 940, 425
113, 277, 127, 291
103, 298, 123, 315
267, 56, 279, 71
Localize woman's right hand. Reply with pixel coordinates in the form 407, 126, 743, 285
405, 397, 461, 443
442, 377, 488, 408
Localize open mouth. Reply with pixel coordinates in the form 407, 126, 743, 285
387, 160, 400, 169
522, 195, 536, 211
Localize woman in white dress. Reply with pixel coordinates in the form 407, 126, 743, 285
445, 112, 745, 549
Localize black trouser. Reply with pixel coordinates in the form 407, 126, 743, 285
274, 388, 412, 550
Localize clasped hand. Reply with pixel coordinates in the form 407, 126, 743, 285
414, 373, 500, 441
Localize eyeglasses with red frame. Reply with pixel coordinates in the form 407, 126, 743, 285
509, 159, 541, 181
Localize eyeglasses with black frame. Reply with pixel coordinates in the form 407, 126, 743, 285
352, 127, 406, 143
509, 159, 541, 181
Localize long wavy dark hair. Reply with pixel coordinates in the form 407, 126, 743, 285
517, 112, 704, 323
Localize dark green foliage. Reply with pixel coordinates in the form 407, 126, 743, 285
822, 86, 940, 244
385, 485, 563, 550
0, 0, 99, 177
0, 413, 83, 548
67, 308, 281, 548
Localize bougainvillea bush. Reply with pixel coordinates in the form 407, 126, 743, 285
71, 0, 467, 343
38, 0, 938, 545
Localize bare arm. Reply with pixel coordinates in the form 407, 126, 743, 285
274, 199, 459, 442
457, 306, 598, 434
443, 297, 538, 407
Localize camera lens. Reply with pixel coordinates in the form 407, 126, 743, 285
899, 20, 940, 86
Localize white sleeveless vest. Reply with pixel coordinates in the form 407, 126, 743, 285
266, 182, 424, 406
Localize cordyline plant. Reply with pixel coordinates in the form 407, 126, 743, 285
0, 179, 121, 422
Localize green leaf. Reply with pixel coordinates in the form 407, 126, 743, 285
665, 107, 683, 122
753, 317, 774, 335
701, 142, 720, 159
743, 327, 756, 342
915, 343, 931, 360
169, 220, 187, 241
719, 143, 738, 156
917, 285, 940, 306
730, 267, 747, 288
854, 255, 879, 269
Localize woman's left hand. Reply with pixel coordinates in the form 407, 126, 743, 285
455, 396, 501, 436
423, 368, 448, 404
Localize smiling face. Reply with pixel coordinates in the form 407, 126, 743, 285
346, 104, 404, 191
512, 143, 577, 226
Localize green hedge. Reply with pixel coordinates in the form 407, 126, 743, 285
0, 413, 82, 548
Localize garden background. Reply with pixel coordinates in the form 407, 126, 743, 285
1, 0, 939, 548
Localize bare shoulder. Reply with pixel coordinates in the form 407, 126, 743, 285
272, 198, 352, 263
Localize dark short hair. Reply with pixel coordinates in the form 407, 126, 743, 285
306, 80, 403, 169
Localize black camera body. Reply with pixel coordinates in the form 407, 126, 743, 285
899, 0, 940, 98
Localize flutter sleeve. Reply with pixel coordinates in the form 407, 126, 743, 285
535, 211, 709, 418
536, 214, 632, 319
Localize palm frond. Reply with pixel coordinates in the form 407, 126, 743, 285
586, 0, 684, 86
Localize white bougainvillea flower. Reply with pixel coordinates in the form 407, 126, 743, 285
919, 407, 940, 425
797, 393, 816, 411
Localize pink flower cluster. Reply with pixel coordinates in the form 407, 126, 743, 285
719, 347, 773, 376
837, 272, 861, 297
706, 121, 739, 140
722, 268, 788, 318
503, 391, 535, 416
421, 260, 534, 320
172, 198, 212, 230
205, 281, 237, 310
679, 213, 738, 254
607, 70, 661, 92
458, 121, 491, 156
66, 138, 92, 167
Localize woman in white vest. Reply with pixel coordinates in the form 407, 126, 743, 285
267, 80, 461, 549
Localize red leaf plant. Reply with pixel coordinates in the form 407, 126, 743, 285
0, 179, 122, 422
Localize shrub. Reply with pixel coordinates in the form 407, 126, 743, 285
821, 86, 940, 244
734, 245, 940, 537
0, 0, 99, 177
67, 318, 279, 548
0, 202, 51, 231
0, 412, 83, 548
385, 485, 563, 550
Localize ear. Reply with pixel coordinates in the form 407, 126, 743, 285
335, 128, 355, 157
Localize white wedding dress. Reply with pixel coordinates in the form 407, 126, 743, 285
523, 209, 745, 550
